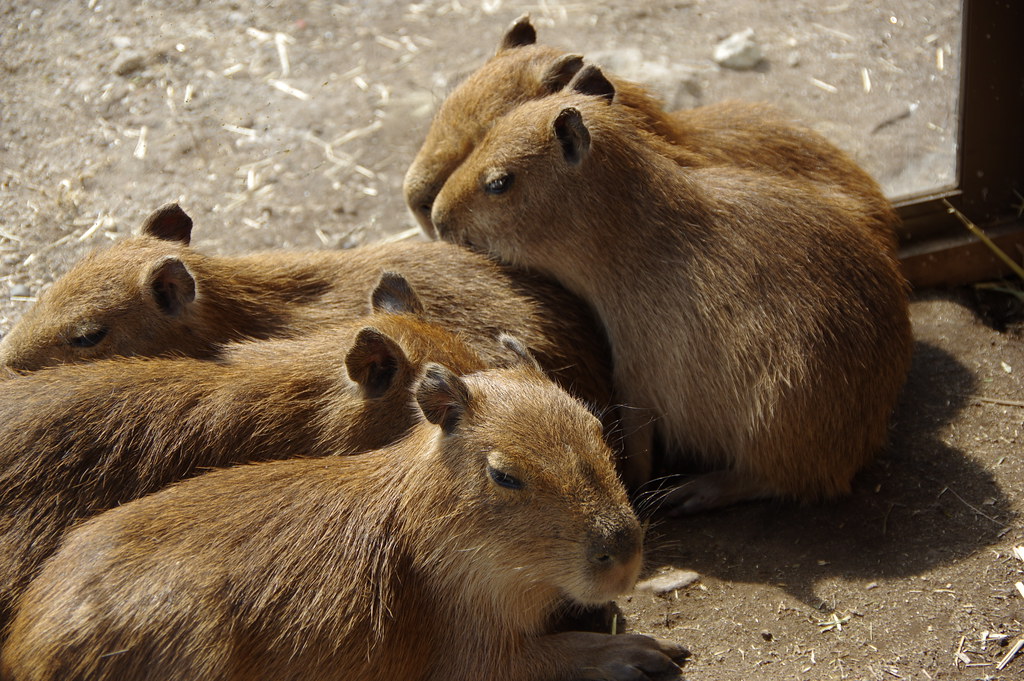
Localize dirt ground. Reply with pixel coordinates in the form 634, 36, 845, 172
1, 1, 1022, 679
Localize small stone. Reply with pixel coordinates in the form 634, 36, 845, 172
113, 52, 146, 77
111, 36, 132, 50
636, 568, 700, 594
10, 284, 31, 298
713, 28, 763, 70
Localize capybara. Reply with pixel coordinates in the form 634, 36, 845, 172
404, 15, 897, 254
430, 65, 913, 513
0, 204, 612, 423
0, 274, 499, 635
2, 351, 686, 681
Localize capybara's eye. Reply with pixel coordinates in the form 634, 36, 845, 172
69, 327, 109, 349
487, 464, 523, 490
484, 174, 514, 195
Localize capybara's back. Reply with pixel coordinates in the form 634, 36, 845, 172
0, 205, 612, 423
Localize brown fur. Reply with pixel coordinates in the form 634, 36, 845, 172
1, 360, 685, 681
0, 205, 612, 418
430, 65, 913, 512
403, 15, 897, 254
0, 277, 496, 637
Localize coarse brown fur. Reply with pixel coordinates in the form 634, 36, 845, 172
0, 204, 612, 418
430, 66, 913, 512
403, 15, 897, 254
0, 276, 496, 637
1, 359, 686, 681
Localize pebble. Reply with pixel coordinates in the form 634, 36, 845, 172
636, 568, 700, 594
10, 284, 31, 298
713, 28, 763, 70
113, 52, 146, 77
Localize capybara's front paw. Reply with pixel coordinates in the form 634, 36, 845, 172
662, 470, 772, 516
556, 632, 687, 680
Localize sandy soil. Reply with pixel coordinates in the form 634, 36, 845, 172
1, 1, 1022, 679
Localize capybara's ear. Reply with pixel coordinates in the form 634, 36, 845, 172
370, 271, 425, 315
140, 203, 193, 244
415, 363, 472, 434
345, 327, 409, 399
497, 333, 542, 372
553, 107, 591, 165
568, 63, 615, 102
541, 54, 584, 93
146, 256, 196, 317
499, 14, 536, 51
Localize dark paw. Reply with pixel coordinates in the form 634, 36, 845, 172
661, 471, 770, 516
579, 634, 686, 680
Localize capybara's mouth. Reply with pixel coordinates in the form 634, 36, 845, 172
559, 556, 643, 607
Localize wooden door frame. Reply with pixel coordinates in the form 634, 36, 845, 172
896, 0, 1024, 287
